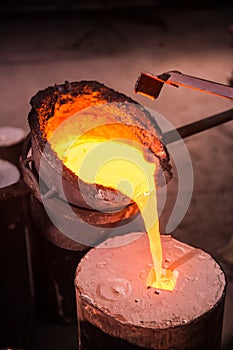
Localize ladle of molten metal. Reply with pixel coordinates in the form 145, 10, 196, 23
26, 77, 233, 293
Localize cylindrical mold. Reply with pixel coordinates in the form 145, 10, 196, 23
29, 192, 94, 324
75, 233, 226, 350
0, 180, 33, 349
0, 159, 20, 188
28, 203, 87, 324
0, 126, 26, 168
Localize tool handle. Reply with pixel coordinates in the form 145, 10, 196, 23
163, 108, 233, 144
160, 71, 233, 99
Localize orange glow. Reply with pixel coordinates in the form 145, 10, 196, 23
43, 92, 103, 140
45, 100, 177, 291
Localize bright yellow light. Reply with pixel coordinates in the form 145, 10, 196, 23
49, 121, 177, 291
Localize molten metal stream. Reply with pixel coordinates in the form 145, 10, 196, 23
49, 122, 176, 291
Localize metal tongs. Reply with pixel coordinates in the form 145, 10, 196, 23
134, 70, 233, 144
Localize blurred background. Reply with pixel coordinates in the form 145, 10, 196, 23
0, 0, 232, 349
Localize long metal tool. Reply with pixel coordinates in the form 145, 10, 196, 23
134, 70, 233, 144
134, 70, 233, 100
163, 108, 233, 144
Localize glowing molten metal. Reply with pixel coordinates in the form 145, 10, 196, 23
46, 102, 177, 291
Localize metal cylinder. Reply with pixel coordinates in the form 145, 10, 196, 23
0, 180, 33, 349
75, 233, 226, 350
0, 126, 26, 168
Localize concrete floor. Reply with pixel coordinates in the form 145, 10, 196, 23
0, 4, 233, 349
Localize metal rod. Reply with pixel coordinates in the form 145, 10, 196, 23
135, 71, 233, 100
163, 108, 233, 144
